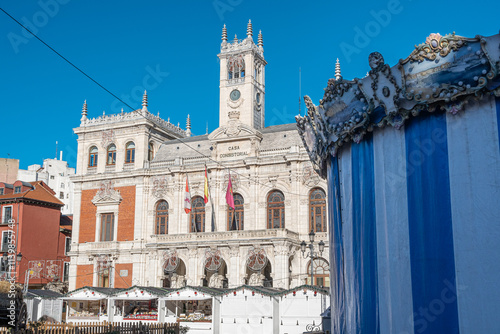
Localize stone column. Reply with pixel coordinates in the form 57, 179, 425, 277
273, 242, 292, 289
227, 246, 240, 288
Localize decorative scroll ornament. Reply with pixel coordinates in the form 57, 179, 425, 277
296, 32, 500, 177
402, 33, 470, 64
302, 165, 320, 187
151, 176, 168, 198
97, 255, 111, 272
45, 260, 62, 280
204, 249, 223, 272
101, 129, 115, 148
162, 250, 180, 273
246, 247, 267, 272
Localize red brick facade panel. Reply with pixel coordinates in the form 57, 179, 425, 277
76, 264, 94, 288
79, 189, 97, 243
116, 186, 135, 241
114, 263, 133, 288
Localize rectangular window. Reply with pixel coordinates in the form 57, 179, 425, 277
0, 189, 4, 195
14, 186, 21, 194
98, 269, 110, 287
100, 213, 114, 241
59, 192, 64, 199
65, 237, 71, 255
1, 231, 12, 252
2, 206, 12, 224
63, 262, 69, 282
50, 175, 55, 179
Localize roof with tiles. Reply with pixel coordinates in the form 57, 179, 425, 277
0, 180, 64, 207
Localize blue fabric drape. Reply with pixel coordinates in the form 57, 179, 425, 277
405, 111, 460, 334
328, 155, 345, 334
351, 135, 379, 334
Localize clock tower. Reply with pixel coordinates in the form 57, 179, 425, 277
218, 20, 266, 130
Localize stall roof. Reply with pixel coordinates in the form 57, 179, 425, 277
111, 286, 169, 299
64, 286, 124, 300
64, 285, 330, 300
26, 289, 64, 299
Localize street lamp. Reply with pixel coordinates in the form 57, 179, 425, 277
301, 230, 325, 286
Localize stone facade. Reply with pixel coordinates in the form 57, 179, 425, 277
69, 21, 329, 291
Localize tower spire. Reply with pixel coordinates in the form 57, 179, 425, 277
222, 24, 227, 43
233, 34, 238, 43
335, 58, 341, 80
247, 19, 253, 38
81, 100, 88, 122
142, 90, 148, 112
186, 114, 192, 137
258, 30, 263, 48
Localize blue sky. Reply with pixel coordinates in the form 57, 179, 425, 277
1, 0, 498, 169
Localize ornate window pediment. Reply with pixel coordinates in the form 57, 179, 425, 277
92, 181, 122, 205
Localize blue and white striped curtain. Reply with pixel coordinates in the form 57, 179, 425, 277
328, 96, 500, 334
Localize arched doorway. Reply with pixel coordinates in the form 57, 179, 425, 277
245, 247, 273, 287
202, 250, 228, 288
161, 251, 186, 288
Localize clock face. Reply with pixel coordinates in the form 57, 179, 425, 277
230, 89, 241, 101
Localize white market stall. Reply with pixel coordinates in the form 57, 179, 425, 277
63, 287, 119, 323
160, 286, 221, 333
219, 286, 276, 334
278, 286, 329, 334
26, 289, 64, 322
110, 286, 163, 322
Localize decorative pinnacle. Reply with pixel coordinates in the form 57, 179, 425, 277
234, 34, 238, 43
82, 100, 87, 115
335, 58, 341, 80
222, 24, 227, 42
258, 30, 263, 48
81, 100, 88, 122
186, 114, 192, 137
142, 90, 148, 111
247, 19, 253, 37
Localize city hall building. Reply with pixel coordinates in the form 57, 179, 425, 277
68, 21, 329, 291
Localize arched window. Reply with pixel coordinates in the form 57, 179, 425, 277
307, 258, 330, 287
228, 193, 244, 230
125, 142, 135, 164
309, 188, 327, 232
227, 55, 245, 80
190, 197, 205, 233
107, 144, 116, 165
267, 190, 285, 229
88, 146, 98, 167
155, 200, 169, 234
148, 142, 154, 162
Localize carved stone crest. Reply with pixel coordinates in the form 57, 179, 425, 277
222, 171, 240, 192
302, 165, 320, 187
92, 181, 122, 205
101, 129, 115, 148
151, 176, 168, 198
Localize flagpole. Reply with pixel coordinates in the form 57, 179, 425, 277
206, 164, 217, 232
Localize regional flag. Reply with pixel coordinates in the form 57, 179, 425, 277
204, 167, 209, 204
226, 172, 235, 210
184, 178, 192, 214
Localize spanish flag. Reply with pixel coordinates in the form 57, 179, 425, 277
204, 167, 209, 204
